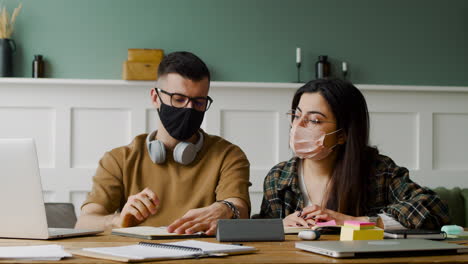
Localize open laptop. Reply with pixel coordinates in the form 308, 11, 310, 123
0, 138, 103, 239
296, 239, 468, 258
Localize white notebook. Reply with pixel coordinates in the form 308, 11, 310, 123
0, 244, 71, 261
71, 240, 257, 262
112, 226, 210, 239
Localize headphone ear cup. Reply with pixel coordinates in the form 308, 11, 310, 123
173, 142, 197, 165
148, 140, 166, 164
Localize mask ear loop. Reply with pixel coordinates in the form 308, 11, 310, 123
154, 88, 166, 112
324, 128, 344, 150
324, 128, 342, 136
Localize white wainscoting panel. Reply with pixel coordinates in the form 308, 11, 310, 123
0, 78, 467, 216
221, 110, 279, 168
0, 107, 55, 168
369, 112, 419, 170
433, 113, 468, 170
71, 108, 132, 168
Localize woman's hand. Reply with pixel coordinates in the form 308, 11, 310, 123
300, 204, 357, 225
283, 211, 315, 228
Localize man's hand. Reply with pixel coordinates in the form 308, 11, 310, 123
118, 188, 160, 227
166, 202, 232, 236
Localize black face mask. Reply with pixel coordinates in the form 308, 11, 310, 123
158, 102, 205, 141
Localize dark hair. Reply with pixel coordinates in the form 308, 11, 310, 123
157, 51, 210, 82
291, 78, 378, 216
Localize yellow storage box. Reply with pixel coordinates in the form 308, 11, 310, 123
122, 49, 164, 80
122, 61, 160, 81
127, 49, 164, 62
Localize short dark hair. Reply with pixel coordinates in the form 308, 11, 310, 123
292, 78, 379, 216
157, 51, 210, 82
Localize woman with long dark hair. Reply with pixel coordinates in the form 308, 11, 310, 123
260, 79, 449, 229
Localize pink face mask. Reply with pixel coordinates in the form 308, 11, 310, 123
289, 124, 341, 160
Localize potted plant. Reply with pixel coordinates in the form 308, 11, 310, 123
0, 3, 22, 77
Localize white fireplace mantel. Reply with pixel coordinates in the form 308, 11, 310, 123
1, 77, 468, 92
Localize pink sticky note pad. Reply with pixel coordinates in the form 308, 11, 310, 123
344, 220, 374, 226
315, 220, 337, 226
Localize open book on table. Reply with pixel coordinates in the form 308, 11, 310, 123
69, 240, 257, 263
112, 226, 214, 240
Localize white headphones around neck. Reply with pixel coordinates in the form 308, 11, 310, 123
146, 130, 204, 165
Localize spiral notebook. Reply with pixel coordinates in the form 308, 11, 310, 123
70, 240, 257, 262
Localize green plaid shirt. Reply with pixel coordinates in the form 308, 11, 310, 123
260, 155, 450, 229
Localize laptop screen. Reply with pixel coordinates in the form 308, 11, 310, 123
0, 138, 50, 239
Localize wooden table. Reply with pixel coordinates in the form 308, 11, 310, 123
0, 233, 467, 263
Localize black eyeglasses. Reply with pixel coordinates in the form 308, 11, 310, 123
155, 88, 213, 112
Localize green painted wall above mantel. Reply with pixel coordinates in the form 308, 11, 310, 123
4, 0, 468, 85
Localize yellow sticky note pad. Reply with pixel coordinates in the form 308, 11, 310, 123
343, 221, 375, 230
340, 226, 384, 241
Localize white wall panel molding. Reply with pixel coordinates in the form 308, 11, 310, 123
433, 113, 468, 170
0, 107, 56, 168
71, 108, 132, 168
369, 112, 419, 170
1, 78, 467, 215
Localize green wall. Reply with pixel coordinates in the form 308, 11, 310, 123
5, 0, 468, 85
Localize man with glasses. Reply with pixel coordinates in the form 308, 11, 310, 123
76, 52, 250, 235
